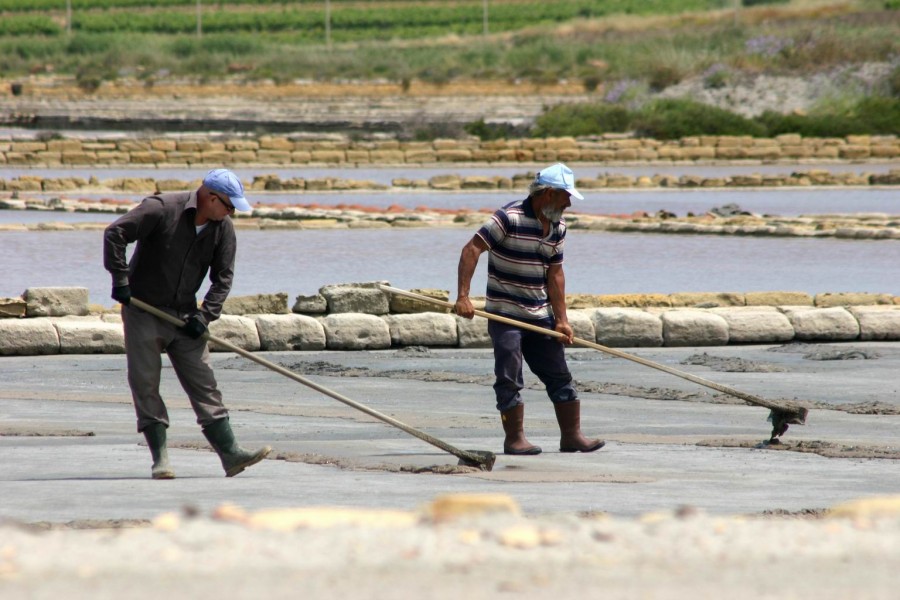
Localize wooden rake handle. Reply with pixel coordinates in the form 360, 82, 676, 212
378, 285, 808, 420
128, 297, 495, 470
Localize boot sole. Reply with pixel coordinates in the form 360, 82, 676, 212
225, 446, 272, 477
560, 440, 606, 453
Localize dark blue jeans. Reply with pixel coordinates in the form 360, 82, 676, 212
489, 320, 577, 412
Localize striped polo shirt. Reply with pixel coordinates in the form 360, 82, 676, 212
476, 197, 565, 324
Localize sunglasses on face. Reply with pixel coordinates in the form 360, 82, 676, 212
211, 192, 235, 212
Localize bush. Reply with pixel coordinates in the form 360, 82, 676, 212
632, 98, 767, 139
532, 103, 631, 137
757, 97, 900, 136
756, 111, 859, 138
464, 119, 530, 141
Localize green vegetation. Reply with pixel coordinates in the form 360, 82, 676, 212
528, 96, 900, 139
0, 1, 895, 85
0, 0, 727, 37
0, 0, 897, 137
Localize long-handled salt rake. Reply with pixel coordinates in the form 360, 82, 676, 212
129, 297, 496, 471
378, 285, 808, 442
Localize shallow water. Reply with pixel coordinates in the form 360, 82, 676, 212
5, 187, 900, 219
2, 164, 898, 306
2, 226, 896, 307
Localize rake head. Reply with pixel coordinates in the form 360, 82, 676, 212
457, 450, 497, 472
768, 406, 809, 443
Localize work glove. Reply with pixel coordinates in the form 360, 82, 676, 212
111, 284, 131, 306
181, 315, 208, 340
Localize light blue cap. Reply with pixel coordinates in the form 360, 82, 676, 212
535, 163, 584, 200
202, 168, 250, 211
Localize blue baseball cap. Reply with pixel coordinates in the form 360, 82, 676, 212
202, 168, 250, 212
535, 163, 584, 200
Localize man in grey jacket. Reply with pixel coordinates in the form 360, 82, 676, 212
104, 168, 270, 479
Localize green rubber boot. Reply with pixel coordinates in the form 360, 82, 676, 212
202, 418, 271, 477
142, 422, 175, 480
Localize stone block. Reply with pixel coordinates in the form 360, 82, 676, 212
25, 287, 89, 317
661, 310, 729, 347
436, 149, 472, 162
253, 314, 326, 351
455, 315, 490, 348
709, 307, 794, 343
595, 294, 672, 308
320, 282, 390, 315
669, 292, 745, 308
208, 315, 261, 352
321, 313, 391, 350
292, 293, 328, 314
590, 308, 663, 347
223, 293, 289, 315
0, 297, 26, 318
429, 175, 462, 190
847, 306, 900, 341
384, 313, 458, 347
780, 307, 859, 341
568, 309, 595, 342
745, 291, 813, 306
52, 317, 125, 354
814, 292, 893, 307
389, 288, 450, 314
0, 318, 60, 355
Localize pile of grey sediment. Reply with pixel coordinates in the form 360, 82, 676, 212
2, 284, 898, 357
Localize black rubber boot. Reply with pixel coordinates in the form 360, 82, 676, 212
500, 404, 542, 455
554, 400, 605, 453
142, 422, 175, 480
202, 418, 272, 477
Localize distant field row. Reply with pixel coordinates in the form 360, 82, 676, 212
0, 0, 730, 13
0, 0, 727, 37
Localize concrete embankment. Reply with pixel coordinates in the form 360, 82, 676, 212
2, 285, 899, 356
0, 133, 898, 167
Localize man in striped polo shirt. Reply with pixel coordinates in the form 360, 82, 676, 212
455, 163, 604, 456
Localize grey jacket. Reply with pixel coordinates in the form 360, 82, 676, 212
103, 190, 236, 323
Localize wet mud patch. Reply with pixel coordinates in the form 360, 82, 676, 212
573, 380, 712, 403
222, 358, 892, 416
767, 342, 884, 361
751, 508, 827, 519
169, 443, 480, 474
824, 400, 900, 415
276, 359, 715, 404
697, 438, 900, 459
0, 427, 95, 437
681, 352, 786, 373
11, 519, 152, 531
272, 450, 481, 475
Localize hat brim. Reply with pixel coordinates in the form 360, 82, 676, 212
230, 195, 251, 212
565, 187, 584, 201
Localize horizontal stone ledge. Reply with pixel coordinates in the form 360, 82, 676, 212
3, 288, 899, 327
1, 133, 898, 168
1, 168, 898, 197
2, 305, 900, 356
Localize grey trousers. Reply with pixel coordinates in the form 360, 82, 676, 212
488, 320, 577, 412
122, 304, 228, 432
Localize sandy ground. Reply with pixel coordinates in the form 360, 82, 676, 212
1, 342, 899, 598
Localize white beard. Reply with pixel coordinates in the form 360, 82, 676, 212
542, 205, 563, 223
